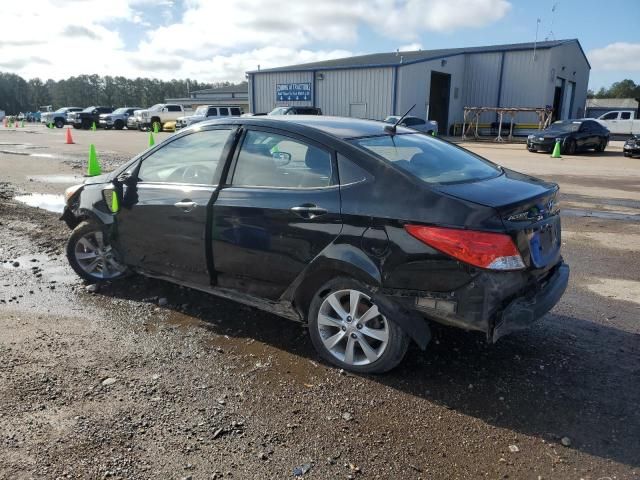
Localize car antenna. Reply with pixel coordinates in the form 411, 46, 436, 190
384, 104, 416, 135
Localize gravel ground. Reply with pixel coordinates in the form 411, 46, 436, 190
0, 126, 639, 479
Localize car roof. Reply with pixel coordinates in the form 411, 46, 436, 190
194, 115, 415, 140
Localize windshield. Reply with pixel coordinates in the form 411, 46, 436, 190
195, 106, 208, 115
55, 108, 67, 113
352, 133, 501, 184
384, 116, 400, 124
82, 106, 96, 112
547, 121, 581, 133
269, 107, 288, 115
148, 104, 163, 111
111, 108, 127, 114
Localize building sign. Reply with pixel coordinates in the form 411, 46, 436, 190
276, 83, 311, 102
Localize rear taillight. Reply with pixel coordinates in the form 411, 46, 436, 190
405, 225, 525, 271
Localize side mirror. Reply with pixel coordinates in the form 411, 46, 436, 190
116, 170, 137, 187
272, 151, 292, 166
162, 107, 168, 112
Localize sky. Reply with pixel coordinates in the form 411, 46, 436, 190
0, 0, 638, 90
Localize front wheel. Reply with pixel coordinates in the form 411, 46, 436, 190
595, 139, 606, 152
66, 221, 128, 283
564, 139, 577, 155
307, 277, 409, 373
55, 119, 64, 128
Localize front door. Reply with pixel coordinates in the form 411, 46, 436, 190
115, 127, 233, 285
212, 128, 342, 300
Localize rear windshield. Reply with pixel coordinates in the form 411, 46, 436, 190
351, 133, 501, 184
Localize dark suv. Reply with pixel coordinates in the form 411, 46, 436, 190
71, 106, 114, 129
61, 116, 569, 373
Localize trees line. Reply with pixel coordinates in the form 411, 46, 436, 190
0, 72, 228, 114
587, 79, 640, 99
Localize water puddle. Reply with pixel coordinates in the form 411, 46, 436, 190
562, 208, 640, 222
27, 174, 84, 184
14, 193, 65, 213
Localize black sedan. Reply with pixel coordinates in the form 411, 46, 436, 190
61, 116, 569, 373
623, 134, 640, 157
527, 119, 609, 154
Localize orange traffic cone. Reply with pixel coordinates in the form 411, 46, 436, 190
65, 127, 74, 144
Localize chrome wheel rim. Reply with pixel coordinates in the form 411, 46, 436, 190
74, 230, 125, 280
317, 289, 389, 366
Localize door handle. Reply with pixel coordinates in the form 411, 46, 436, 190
174, 201, 198, 211
290, 204, 328, 219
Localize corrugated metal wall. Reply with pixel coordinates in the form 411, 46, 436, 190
315, 67, 394, 120
463, 52, 502, 123
251, 71, 314, 113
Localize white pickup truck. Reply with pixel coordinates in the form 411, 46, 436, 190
133, 103, 185, 131
596, 110, 640, 135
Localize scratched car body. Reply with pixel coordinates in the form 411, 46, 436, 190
61, 116, 569, 373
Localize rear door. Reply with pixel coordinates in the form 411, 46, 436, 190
115, 127, 234, 285
212, 128, 342, 299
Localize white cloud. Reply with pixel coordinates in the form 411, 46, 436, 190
0, 0, 512, 82
400, 43, 424, 52
588, 43, 640, 71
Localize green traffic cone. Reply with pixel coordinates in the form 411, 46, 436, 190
91, 122, 97, 131
551, 139, 562, 158
87, 144, 102, 176
431, 130, 436, 137
153, 122, 159, 134
110, 190, 119, 213
48, 122, 53, 129
21, 120, 25, 128
148, 131, 155, 147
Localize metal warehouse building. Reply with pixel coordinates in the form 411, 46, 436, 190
247, 39, 590, 134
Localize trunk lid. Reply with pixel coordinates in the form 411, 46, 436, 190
435, 168, 561, 270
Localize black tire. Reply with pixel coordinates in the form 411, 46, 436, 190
73, 124, 81, 129
623, 152, 631, 157
66, 221, 128, 283
564, 139, 576, 155
54, 118, 65, 128
307, 277, 410, 374
114, 120, 124, 130
595, 139, 606, 152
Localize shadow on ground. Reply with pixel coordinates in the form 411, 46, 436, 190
98, 275, 640, 468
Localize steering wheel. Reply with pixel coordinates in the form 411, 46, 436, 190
180, 164, 212, 183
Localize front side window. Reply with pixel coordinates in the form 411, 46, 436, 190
138, 129, 231, 184
231, 107, 241, 116
352, 133, 500, 185
207, 107, 218, 116
621, 112, 631, 120
232, 130, 333, 188
601, 112, 618, 120
167, 105, 182, 112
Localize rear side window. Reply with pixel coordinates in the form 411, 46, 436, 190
621, 112, 631, 120
404, 118, 425, 126
219, 107, 229, 116
232, 130, 333, 188
352, 134, 501, 184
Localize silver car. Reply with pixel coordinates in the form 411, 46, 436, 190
384, 115, 438, 135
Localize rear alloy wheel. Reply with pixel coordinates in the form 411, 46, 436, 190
66, 221, 127, 283
308, 278, 409, 373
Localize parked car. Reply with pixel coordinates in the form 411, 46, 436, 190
595, 110, 640, 135
69, 106, 114, 129
269, 106, 322, 115
99, 107, 141, 130
176, 105, 243, 130
526, 119, 609, 154
163, 121, 176, 132
41, 107, 82, 128
623, 135, 640, 157
127, 109, 144, 130
133, 104, 184, 131
61, 116, 569, 373
384, 115, 438, 134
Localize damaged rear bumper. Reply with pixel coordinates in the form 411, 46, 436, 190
382, 261, 569, 343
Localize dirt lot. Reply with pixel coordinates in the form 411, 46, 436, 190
1, 124, 639, 479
